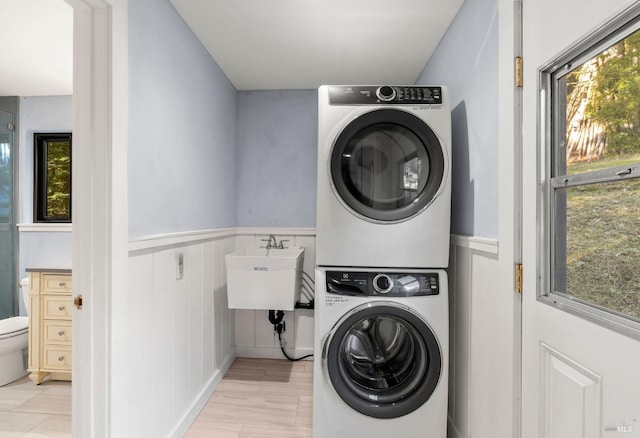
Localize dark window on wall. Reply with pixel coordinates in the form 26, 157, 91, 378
34, 133, 72, 223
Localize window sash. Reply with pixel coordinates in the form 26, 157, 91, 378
539, 3, 640, 338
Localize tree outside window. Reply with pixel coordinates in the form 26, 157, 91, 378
548, 26, 640, 323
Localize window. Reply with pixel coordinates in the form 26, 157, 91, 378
542, 13, 640, 327
34, 133, 72, 223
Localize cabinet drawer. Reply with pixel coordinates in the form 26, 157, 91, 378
44, 320, 72, 344
43, 346, 72, 370
43, 295, 73, 319
42, 275, 72, 294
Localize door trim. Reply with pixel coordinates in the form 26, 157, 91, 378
67, 0, 128, 436
497, 0, 523, 437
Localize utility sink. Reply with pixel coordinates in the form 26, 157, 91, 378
225, 246, 304, 311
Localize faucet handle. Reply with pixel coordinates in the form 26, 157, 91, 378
278, 239, 290, 249
261, 235, 279, 248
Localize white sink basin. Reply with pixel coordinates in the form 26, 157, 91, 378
225, 246, 304, 311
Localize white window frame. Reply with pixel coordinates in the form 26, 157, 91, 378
538, 3, 640, 340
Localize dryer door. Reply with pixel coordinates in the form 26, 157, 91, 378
330, 109, 445, 223
322, 301, 442, 418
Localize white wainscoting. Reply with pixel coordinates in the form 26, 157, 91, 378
448, 234, 500, 438
234, 228, 316, 360
123, 227, 315, 436
122, 228, 500, 437
125, 229, 237, 438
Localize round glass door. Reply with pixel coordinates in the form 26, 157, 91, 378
323, 302, 442, 418
330, 109, 445, 222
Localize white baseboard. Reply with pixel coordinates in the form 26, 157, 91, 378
168, 351, 237, 438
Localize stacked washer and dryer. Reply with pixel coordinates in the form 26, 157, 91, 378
313, 85, 452, 437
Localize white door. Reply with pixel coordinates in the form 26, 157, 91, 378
522, 1, 640, 437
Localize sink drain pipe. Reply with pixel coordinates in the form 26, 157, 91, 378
268, 310, 313, 362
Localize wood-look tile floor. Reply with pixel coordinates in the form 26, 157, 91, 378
0, 358, 311, 438
186, 358, 313, 438
0, 376, 71, 437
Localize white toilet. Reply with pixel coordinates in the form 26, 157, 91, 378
0, 278, 30, 386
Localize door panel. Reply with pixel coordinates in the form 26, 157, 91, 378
522, 1, 640, 437
540, 343, 602, 438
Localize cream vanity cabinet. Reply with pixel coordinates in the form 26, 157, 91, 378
27, 269, 73, 384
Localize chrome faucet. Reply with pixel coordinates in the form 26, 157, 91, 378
263, 234, 278, 249
261, 234, 289, 249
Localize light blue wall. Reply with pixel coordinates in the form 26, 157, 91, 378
19, 231, 72, 274
17, 98, 73, 264
18, 96, 73, 224
16, 95, 73, 315
416, 0, 499, 238
128, 0, 238, 239
236, 90, 317, 227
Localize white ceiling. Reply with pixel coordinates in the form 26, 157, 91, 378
0, 0, 73, 96
170, 0, 464, 90
0, 0, 463, 95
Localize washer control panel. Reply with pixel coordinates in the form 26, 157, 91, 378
326, 271, 440, 297
328, 85, 443, 105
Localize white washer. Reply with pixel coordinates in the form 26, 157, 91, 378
316, 85, 452, 268
313, 267, 448, 438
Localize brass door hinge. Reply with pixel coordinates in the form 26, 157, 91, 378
515, 264, 523, 293
515, 57, 523, 87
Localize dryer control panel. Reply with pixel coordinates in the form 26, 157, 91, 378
326, 271, 440, 297
328, 85, 443, 105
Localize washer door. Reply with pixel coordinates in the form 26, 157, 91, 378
322, 302, 442, 418
330, 109, 445, 223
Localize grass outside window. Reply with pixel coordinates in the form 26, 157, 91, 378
547, 23, 640, 325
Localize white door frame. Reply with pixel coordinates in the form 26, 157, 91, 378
498, 0, 523, 436
66, 0, 128, 436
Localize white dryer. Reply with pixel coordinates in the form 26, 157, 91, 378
316, 85, 452, 268
313, 267, 448, 438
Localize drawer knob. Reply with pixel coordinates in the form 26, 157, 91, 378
59, 282, 66, 287
58, 356, 65, 362
58, 305, 66, 311
58, 330, 65, 336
